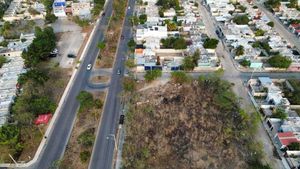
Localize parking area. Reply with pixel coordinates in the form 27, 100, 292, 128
51, 18, 86, 68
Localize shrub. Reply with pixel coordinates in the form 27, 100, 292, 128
77, 128, 95, 147
171, 71, 191, 84
267, 21, 274, 27
161, 37, 187, 49
268, 55, 292, 69
80, 151, 91, 162
181, 56, 195, 71
144, 69, 162, 82
139, 14, 147, 24
255, 29, 265, 36
123, 77, 136, 92
239, 59, 251, 67
0, 56, 7, 68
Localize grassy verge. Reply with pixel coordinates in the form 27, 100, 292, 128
60, 91, 106, 169
96, 0, 127, 68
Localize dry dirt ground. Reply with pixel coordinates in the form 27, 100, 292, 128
122, 78, 262, 169
90, 76, 110, 83
61, 91, 106, 169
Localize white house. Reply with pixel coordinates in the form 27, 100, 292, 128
53, 0, 66, 17
136, 25, 168, 41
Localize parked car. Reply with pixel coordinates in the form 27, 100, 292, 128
119, 115, 125, 124
67, 54, 76, 58
87, 64, 92, 70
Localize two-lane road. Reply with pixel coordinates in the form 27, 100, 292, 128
88, 0, 135, 168
33, 1, 114, 168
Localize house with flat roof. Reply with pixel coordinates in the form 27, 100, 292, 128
53, 0, 66, 17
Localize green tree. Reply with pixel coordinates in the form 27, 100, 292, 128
171, 71, 191, 84
127, 39, 136, 52
173, 37, 187, 49
288, 142, 300, 150
191, 49, 200, 65
97, 41, 106, 49
267, 21, 274, 27
139, 14, 147, 24
161, 37, 187, 49
0, 125, 19, 145
22, 27, 56, 67
29, 96, 56, 115
0, 56, 7, 68
144, 69, 162, 82
239, 59, 251, 67
18, 69, 49, 85
77, 91, 94, 110
0, 40, 8, 47
203, 38, 219, 49
288, 0, 298, 8
265, 0, 281, 9
255, 29, 265, 36
268, 55, 292, 69
45, 13, 57, 23
182, 56, 195, 71
156, 0, 179, 9
130, 15, 139, 26
92, 0, 105, 16
233, 15, 250, 25
167, 22, 177, 31
271, 108, 287, 120
235, 45, 244, 56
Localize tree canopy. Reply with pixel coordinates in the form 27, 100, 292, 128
203, 38, 219, 49
235, 45, 244, 56
161, 37, 187, 49
144, 70, 162, 82
268, 55, 292, 69
22, 27, 56, 67
233, 15, 250, 25
156, 0, 179, 10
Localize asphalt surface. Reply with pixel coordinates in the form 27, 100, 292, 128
88, 0, 135, 168
32, 1, 114, 168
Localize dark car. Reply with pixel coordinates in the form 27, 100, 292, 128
121, 35, 124, 40
102, 12, 105, 16
67, 54, 76, 58
119, 115, 125, 124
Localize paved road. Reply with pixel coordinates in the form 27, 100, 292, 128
88, 0, 135, 168
32, 1, 114, 169
255, 1, 300, 50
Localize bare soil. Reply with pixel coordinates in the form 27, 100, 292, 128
122, 81, 250, 169
90, 76, 110, 83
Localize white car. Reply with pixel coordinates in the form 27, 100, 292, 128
87, 64, 92, 70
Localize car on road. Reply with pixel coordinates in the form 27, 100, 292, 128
102, 12, 105, 16
117, 69, 121, 75
87, 64, 92, 70
119, 115, 125, 124
121, 35, 124, 40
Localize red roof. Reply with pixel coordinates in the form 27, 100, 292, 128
34, 114, 52, 125
277, 132, 299, 146
278, 132, 294, 137
290, 23, 300, 28
295, 29, 300, 33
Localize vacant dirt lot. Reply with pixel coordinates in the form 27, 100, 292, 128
122, 77, 266, 169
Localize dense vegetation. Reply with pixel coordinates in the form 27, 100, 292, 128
203, 38, 219, 49
156, 0, 180, 10
284, 80, 300, 105
252, 41, 271, 54
239, 59, 251, 67
235, 45, 244, 56
233, 14, 250, 25
161, 37, 187, 49
267, 54, 292, 69
92, 0, 105, 17
22, 27, 56, 67
0, 0, 12, 19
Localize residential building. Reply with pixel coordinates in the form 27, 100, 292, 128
53, 0, 66, 17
